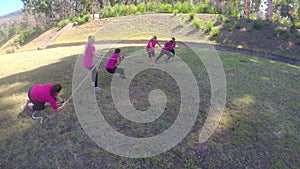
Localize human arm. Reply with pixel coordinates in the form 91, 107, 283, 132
92, 50, 101, 58
157, 41, 162, 47
57, 101, 68, 112
116, 56, 123, 66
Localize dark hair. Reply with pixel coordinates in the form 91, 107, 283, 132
169, 40, 173, 43
172, 37, 175, 40
50, 84, 62, 95
115, 48, 121, 53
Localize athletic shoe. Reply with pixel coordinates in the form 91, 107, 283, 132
94, 87, 101, 91
23, 98, 30, 111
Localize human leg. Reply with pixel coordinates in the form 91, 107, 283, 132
154, 50, 165, 63
165, 51, 174, 63
115, 67, 125, 78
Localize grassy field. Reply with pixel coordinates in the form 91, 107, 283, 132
0, 42, 299, 168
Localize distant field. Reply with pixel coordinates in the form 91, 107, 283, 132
0, 43, 299, 168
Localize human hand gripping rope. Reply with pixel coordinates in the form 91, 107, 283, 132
64, 53, 106, 104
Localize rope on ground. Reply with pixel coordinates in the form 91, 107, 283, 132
32, 111, 43, 123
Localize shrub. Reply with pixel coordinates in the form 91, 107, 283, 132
253, 19, 264, 30
193, 18, 202, 29
137, 4, 147, 13
158, 3, 173, 13
296, 32, 300, 38
206, 21, 214, 31
125, 5, 138, 15
173, 9, 179, 15
82, 13, 91, 23
221, 15, 230, 23
180, 2, 193, 13
211, 27, 221, 36
15, 27, 42, 45
280, 17, 291, 26
57, 18, 71, 28
194, 3, 216, 14
189, 12, 195, 21
101, 6, 116, 18
295, 21, 300, 29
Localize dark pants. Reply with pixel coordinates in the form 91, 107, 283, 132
106, 67, 124, 75
87, 66, 98, 87
170, 48, 175, 55
155, 50, 173, 62
28, 87, 45, 110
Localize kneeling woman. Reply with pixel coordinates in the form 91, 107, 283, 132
24, 84, 67, 112
105, 48, 126, 78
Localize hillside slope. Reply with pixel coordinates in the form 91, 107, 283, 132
1, 14, 299, 60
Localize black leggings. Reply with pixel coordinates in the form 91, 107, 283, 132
106, 67, 124, 75
28, 87, 46, 110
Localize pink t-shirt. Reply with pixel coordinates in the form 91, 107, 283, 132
106, 53, 120, 69
146, 39, 158, 50
82, 44, 96, 68
30, 84, 58, 110
162, 41, 173, 51
171, 41, 176, 48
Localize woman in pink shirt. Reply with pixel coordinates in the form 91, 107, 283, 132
146, 36, 161, 66
23, 84, 67, 111
154, 40, 174, 63
105, 48, 125, 78
83, 35, 101, 91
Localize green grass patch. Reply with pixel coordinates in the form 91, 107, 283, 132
193, 18, 202, 29
1, 44, 300, 168
211, 27, 221, 37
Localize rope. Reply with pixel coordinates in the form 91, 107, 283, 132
64, 53, 139, 103
65, 55, 106, 103
32, 111, 43, 123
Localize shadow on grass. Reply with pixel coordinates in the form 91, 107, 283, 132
1, 45, 299, 168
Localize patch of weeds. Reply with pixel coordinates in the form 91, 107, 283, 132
173, 9, 179, 15
221, 15, 230, 23
253, 19, 264, 30
206, 21, 214, 31
247, 18, 251, 23
296, 32, 300, 39
193, 18, 202, 29
189, 12, 195, 21
211, 27, 221, 37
